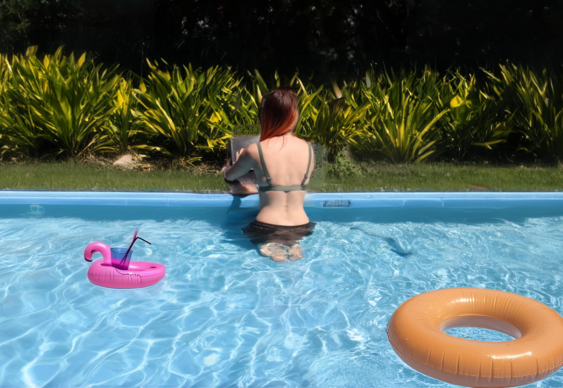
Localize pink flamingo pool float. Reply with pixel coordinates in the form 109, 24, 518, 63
84, 229, 165, 289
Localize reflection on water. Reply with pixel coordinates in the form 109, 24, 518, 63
0, 205, 562, 387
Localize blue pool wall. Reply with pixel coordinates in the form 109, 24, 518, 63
1, 191, 563, 209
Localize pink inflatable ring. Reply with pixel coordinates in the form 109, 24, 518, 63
84, 242, 165, 289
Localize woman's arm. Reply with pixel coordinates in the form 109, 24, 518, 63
222, 147, 258, 196
224, 147, 254, 181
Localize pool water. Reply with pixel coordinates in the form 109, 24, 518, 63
1, 204, 563, 387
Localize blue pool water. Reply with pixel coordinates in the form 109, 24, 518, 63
1, 197, 563, 387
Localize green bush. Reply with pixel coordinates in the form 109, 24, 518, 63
485, 64, 563, 162
1, 46, 563, 165
356, 68, 447, 163
328, 151, 363, 178
107, 78, 140, 154
133, 61, 241, 163
0, 46, 120, 158
0, 52, 39, 158
297, 80, 369, 161
436, 71, 511, 161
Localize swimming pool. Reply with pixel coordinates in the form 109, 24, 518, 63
1, 191, 563, 387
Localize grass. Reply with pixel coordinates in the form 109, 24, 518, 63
330, 163, 563, 191
0, 162, 226, 192
1, 161, 563, 192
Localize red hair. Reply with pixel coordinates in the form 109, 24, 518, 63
259, 87, 299, 142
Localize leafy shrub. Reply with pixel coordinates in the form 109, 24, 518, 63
233, 124, 261, 136
485, 64, 563, 162
328, 151, 363, 178
0, 46, 120, 158
357, 68, 447, 163
133, 61, 241, 163
231, 70, 307, 130
0, 52, 42, 158
107, 78, 140, 154
297, 80, 369, 161
1, 47, 563, 165
436, 71, 511, 161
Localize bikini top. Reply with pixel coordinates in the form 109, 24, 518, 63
256, 141, 313, 192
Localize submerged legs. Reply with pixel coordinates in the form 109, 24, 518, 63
260, 242, 303, 262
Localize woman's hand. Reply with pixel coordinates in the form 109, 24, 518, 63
230, 180, 258, 196
223, 146, 258, 192
222, 159, 232, 178
223, 147, 244, 178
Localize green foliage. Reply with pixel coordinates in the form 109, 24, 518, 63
292, 80, 323, 139
485, 64, 563, 162
297, 80, 370, 160
0, 53, 9, 82
307, 142, 329, 189
233, 124, 261, 136
357, 68, 447, 163
2, 47, 563, 165
107, 78, 140, 154
229, 86, 260, 127
229, 69, 303, 129
229, 70, 364, 163
133, 60, 241, 162
437, 72, 511, 160
2, 1, 563, 81
154, 1, 563, 81
328, 151, 363, 178
0, 46, 120, 158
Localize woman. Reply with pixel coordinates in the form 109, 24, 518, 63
223, 87, 315, 262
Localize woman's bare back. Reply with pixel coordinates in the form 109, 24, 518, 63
245, 133, 314, 226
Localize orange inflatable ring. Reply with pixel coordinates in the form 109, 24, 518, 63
387, 288, 563, 388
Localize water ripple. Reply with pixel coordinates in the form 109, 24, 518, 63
1, 208, 563, 387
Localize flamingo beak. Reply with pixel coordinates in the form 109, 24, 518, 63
84, 250, 95, 262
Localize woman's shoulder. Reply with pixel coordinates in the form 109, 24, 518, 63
295, 137, 312, 150
245, 142, 259, 158
258, 135, 310, 152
